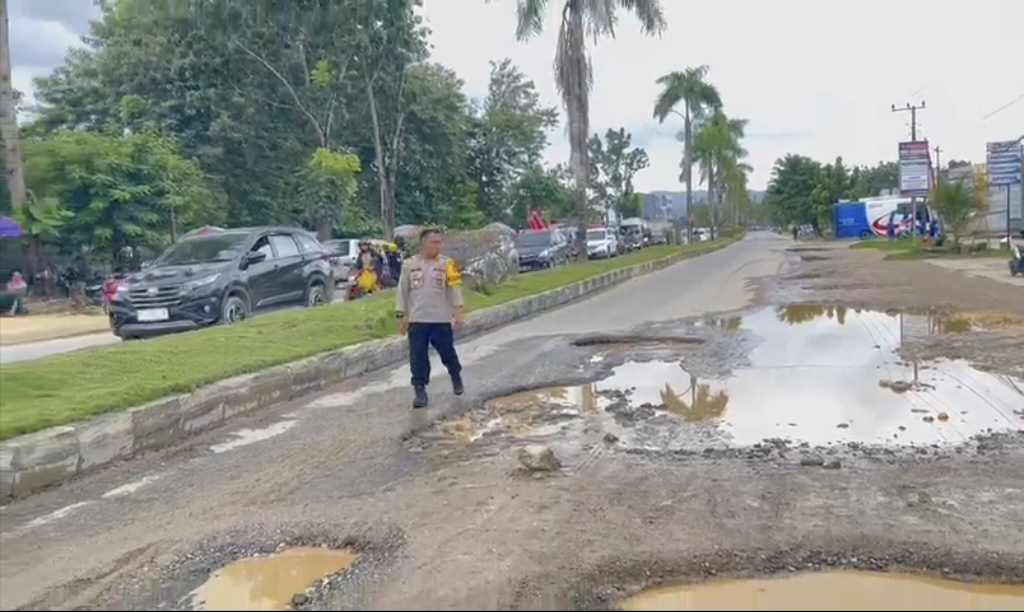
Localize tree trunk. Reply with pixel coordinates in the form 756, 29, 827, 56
316, 221, 331, 241
0, 0, 26, 211
566, 8, 590, 261
365, 77, 394, 239
707, 161, 716, 240
683, 104, 692, 243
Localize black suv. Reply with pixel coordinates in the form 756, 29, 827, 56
108, 227, 334, 339
514, 229, 571, 271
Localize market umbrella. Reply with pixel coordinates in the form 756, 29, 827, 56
0, 216, 23, 238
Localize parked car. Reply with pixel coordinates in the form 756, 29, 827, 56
108, 227, 334, 339
587, 227, 619, 259
515, 229, 571, 271
323, 238, 361, 285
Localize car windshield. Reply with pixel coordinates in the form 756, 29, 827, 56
587, 230, 607, 240
154, 233, 249, 266
325, 240, 350, 256
516, 232, 553, 248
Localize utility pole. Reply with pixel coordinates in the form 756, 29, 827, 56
934, 146, 942, 188
892, 101, 927, 242
891, 101, 926, 141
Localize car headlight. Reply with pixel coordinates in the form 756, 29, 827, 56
183, 274, 220, 294
538, 249, 551, 259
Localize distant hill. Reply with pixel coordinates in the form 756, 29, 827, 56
642, 190, 766, 220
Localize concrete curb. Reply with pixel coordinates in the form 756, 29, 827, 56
0, 241, 736, 498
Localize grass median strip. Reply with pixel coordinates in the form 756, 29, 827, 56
851, 239, 1010, 260
0, 238, 737, 440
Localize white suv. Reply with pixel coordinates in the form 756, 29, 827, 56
586, 228, 618, 258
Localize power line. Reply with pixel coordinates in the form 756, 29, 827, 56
982, 92, 1024, 120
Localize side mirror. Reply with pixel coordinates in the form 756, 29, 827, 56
242, 251, 267, 269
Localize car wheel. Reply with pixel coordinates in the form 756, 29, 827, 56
306, 282, 327, 307
221, 294, 249, 325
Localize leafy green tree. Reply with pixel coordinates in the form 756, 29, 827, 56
513, 0, 665, 258
588, 127, 650, 224
23, 132, 221, 261
849, 161, 898, 198
470, 59, 558, 224
508, 164, 574, 228
810, 156, 852, 233
298, 148, 361, 239
765, 154, 822, 230
653, 65, 721, 238
621, 192, 644, 218
394, 63, 473, 227
13, 195, 71, 275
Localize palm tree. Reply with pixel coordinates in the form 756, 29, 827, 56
514, 0, 665, 258
1, 0, 26, 211
653, 66, 720, 241
691, 109, 747, 237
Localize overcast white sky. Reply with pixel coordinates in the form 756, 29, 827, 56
9, 0, 1024, 190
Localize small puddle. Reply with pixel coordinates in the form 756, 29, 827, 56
190, 547, 358, 611
620, 571, 1024, 611
468, 306, 1023, 449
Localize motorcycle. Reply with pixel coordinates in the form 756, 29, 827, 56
1010, 243, 1023, 277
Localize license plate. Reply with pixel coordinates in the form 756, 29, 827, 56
137, 308, 169, 322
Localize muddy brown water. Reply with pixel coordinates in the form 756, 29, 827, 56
475, 306, 1024, 449
619, 571, 1024, 611
190, 547, 358, 610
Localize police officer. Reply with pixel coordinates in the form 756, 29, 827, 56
396, 228, 465, 408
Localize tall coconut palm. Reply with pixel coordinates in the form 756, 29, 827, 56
515, 0, 665, 258
691, 109, 747, 237
653, 66, 720, 241
1, 0, 26, 211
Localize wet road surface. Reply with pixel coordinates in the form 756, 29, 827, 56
2, 232, 1022, 610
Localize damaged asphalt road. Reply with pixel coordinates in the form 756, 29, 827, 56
2, 232, 1023, 610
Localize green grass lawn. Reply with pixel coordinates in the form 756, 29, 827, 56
850, 238, 1012, 260
0, 238, 738, 440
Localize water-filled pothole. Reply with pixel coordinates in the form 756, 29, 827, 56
190, 547, 358, 610
450, 306, 1023, 449
619, 571, 1024, 610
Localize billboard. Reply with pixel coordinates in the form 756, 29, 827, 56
987, 140, 1023, 187
898, 141, 931, 196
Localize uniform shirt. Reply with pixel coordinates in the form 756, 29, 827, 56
396, 254, 464, 323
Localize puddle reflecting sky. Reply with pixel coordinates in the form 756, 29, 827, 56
585, 307, 1023, 446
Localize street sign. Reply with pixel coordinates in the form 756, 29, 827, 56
987, 140, 1023, 186
898, 141, 931, 196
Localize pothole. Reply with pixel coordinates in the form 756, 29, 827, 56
619, 571, 1024, 610
425, 305, 1023, 453
190, 547, 359, 610
572, 335, 704, 347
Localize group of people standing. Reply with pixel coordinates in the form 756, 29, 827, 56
352, 240, 404, 296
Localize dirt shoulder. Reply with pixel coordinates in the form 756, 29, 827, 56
0, 312, 110, 345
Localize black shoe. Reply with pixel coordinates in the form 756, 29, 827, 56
451, 373, 464, 396
413, 386, 428, 409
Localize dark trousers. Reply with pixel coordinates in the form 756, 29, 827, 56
408, 322, 461, 387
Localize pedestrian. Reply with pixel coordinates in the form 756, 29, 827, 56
396, 228, 465, 409
385, 243, 402, 286
792, 225, 798, 241
353, 241, 382, 296
5, 271, 28, 315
